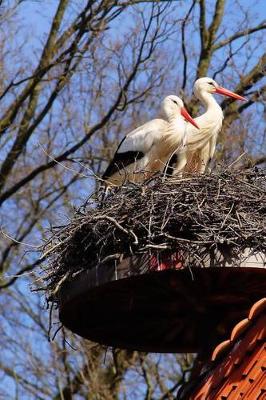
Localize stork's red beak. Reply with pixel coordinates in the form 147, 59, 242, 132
181, 107, 199, 129
215, 86, 246, 101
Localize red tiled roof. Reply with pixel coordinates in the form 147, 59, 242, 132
188, 298, 266, 400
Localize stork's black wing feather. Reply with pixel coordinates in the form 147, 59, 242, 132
102, 119, 163, 180
102, 150, 144, 179
164, 153, 178, 176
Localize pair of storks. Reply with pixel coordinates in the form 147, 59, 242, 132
103, 77, 245, 185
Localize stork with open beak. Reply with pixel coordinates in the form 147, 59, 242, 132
171, 77, 246, 174
102, 95, 199, 186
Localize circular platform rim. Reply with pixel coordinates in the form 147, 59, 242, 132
59, 266, 266, 353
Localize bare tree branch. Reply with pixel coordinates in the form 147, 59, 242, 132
213, 20, 266, 50
0, 0, 69, 135
222, 52, 266, 127
196, 0, 225, 78
208, 0, 225, 46
181, 0, 197, 90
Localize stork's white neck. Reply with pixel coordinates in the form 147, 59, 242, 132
162, 109, 180, 123
168, 114, 186, 138
197, 90, 221, 111
168, 112, 182, 122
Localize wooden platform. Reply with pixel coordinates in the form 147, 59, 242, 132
59, 261, 266, 353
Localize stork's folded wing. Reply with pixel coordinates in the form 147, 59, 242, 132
102, 150, 144, 179
102, 119, 166, 180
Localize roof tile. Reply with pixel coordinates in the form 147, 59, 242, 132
230, 318, 249, 342
212, 340, 231, 362
248, 298, 266, 320
189, 297, 266, 400
244, 372, 266, 399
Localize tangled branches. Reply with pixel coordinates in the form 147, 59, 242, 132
42, 168, 266, 301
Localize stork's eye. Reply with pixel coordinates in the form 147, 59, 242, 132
208, 81, 215, 86
172, 99, 178, 105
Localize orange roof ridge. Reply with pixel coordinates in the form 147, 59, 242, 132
248, 297, 266, 320
211, 297, 266, 362
177, 297, 266, 400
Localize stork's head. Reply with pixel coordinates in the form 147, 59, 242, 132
194, 77, 246, 101
162, 95, 199, 128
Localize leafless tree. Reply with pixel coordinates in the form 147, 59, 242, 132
0, 0, 265, 398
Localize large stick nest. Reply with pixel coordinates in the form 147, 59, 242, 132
42, 168, 266, 302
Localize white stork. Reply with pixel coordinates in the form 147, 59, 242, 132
172, 77, 246, 174
103, 95, 199, 185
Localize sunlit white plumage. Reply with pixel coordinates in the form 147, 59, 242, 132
173, 77, 246, 174
103, 95, 198, 185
